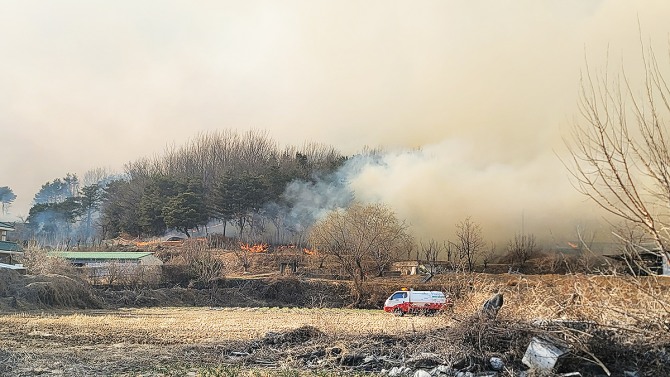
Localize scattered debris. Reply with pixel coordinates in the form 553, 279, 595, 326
522, 336, 568, 371
481, 293, 503, 319
388, 366, 411, 377
413, 369, 431, 377
489, 357, 504, 371
454, 372, 474, 377
406, 353, 444, 369
262, 325, 323, 345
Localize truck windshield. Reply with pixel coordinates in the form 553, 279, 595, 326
391, 292, 407, 300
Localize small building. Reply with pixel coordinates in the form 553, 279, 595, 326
0, 221, 21, 251
48, 251, 163, 266
0, 221, 14, 241
48, 251, 163, 284
391, 260, 421, 275
0, 262, 26, 274
391, 260, 455, 275
0, 222, 24, 271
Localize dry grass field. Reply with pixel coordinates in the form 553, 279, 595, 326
0, 307, 448, 376
0, 307, 443, 345
1, 272, 669, 376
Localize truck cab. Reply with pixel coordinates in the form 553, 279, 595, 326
384, 291, 409, 310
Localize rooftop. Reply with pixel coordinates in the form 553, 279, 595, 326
0, 262, 26, 272
48, 252, 154, 260
0, 240, 22, 252
0, 221, 15, 231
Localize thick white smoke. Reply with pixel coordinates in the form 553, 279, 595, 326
280, 140, 606, 247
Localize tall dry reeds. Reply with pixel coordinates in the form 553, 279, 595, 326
21, 248, 79, 277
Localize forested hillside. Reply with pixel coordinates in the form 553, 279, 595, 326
24, 130, 348, 247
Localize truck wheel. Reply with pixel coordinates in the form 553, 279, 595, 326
393, 308, 404, 317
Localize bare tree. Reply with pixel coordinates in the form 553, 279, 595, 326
565, 42, 670, 265
421, 239, 444, 274
106, 260, 123, 287
611, 223, 658, 276
445, 241, 453, 264
308, 203, 413, 304
507, 233, 538, 269
482, 242, 497, 271
454, 217, 485, 272
183, 239, 226, 285
82, 167, 114, 187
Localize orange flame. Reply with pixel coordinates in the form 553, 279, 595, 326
240, 242, 269, 253
135, 240, 162, 247
302, 248, 317, 256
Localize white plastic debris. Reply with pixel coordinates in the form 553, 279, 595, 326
522, 337, 568, 371
435, 365, 450, 374
455, 372, 474, 377
414, 370, 431, 377
388, 367, 402, 377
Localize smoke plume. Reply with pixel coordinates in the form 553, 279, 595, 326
1, 1, 669, 248
279, 141, 606, 247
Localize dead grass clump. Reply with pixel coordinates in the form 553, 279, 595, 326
359, 280, 402, 309
251, 277, 349, 308
533, 320, 670, 376
0, 348, 19, 375
429, 273, 670, 330
437, 315, 670, 375
262, 325, 324, 346
0, 269, 24, 296
161, 241, 226, 288
446, 315, 537, 360
20, 274, 101, 308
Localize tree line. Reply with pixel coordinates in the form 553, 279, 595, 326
24, 130, 346, 246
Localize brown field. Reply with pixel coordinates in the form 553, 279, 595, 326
1, 272, 669, 376
0, 307, 447, 376
0, 307, 442, 345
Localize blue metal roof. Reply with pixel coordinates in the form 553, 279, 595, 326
0, 221, 15, 231
0, 240, 22, 252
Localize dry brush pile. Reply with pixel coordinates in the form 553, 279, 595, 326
0, 269, 101, 311
355, 273, 670, 375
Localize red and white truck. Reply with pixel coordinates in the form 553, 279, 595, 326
383, 289, 452, 316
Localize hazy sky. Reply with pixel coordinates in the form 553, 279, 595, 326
2, 1, 669, 243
